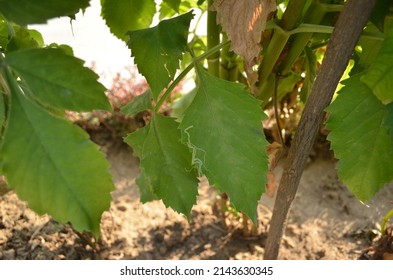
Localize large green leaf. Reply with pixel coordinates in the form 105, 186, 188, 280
361, 26, 393, 105
127, 11, 194, 100
0, 0, 89, 25
101, 0, 156, 41
5, 48, 111, 112
0, 74, 114, 236
178, 66, 269, 222
326, 75, 393, 202
125, 113, 198, 215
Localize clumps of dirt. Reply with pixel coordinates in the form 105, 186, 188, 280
1, 140, 393, 260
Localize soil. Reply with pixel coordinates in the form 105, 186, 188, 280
1, 133, 393, 260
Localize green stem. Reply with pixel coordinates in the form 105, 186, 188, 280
280, 0, 309, 30
381, 208, 393, 236
154, 41, 230, 112
219, 33, 237, 81
279, 0, 328, 75
207, 0, 220, 76
255, 0, 308, 98
256, 28, 289, 98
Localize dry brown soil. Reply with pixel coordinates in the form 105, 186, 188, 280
1, 135, 392, 260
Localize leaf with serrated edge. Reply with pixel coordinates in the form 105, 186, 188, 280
0, 0, 89, 25
128, 12, 194, 101
5, 48, 111, 112
121, 90, 152, 116
125, 113, 198, 216
0, 82, 114, 236
101, 0, 156, 41
326, 74, 393, 202
361, 26, 393, 105
179, 66, 269, 222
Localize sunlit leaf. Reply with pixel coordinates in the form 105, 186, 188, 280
101, 0, 156, 41
179, 66, 269, 222
125, 113, 198, 216
0, 0, 89, 25
361, 26, 393, 105
326, 75, 393, 202
5, 48, 111, 112
127, 11, 194, 100
0, 77, 114, 236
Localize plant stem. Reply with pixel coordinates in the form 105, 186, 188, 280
381, 209, 393, 235
207, 0, 220, 77
280, 0, 309, 30
278, 0, 328, 76
256, 0, 308, 99
154, 41, 230, 112
264, 0, 377, 260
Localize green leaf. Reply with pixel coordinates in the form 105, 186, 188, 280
171, 87, 197, 121
351, 23, 383, 75
121, 90, 152, 116
0, 0, 89, 25
300, 46, 317, 102
5, 48, 111, 112
0, 74, 114, 236
125, 113, 198, 215
178, 66, 269, 222
326, 75, 393, 202
361, 26, 393, 105
128, 11, 194, 100
7, 26, 44, 52
101, 0, 156, 41
0, 91, 4, 130
163, 0, 181, 13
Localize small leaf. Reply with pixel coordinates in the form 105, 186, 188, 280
0, 76, 114, 236
326, 75, 393, 202
0, 0, 89, 25
7, 26, 43, 52
179, 66, 269, 222
300, 46, 317, 102
361, 26, 393, 105
121, 90, 152, 116
163, 0, 181, 13
101, 0, 156, 41
125, 113, 198, 215
0, 91, 4, 130
5, 48, 111, 112
128, 11, 194, 100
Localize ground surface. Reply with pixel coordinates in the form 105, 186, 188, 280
1, 135, 392, 260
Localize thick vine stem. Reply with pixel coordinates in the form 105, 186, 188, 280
263, 0, 377, 260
